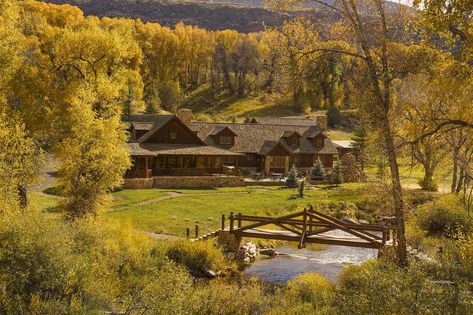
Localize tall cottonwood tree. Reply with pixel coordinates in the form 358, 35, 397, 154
269, 0, 409, 265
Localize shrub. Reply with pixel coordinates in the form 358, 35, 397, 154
286, 165, 298, 188
310, 160, 325, 180
298, 180, 306, 197
326, 105, 342, 127
418, 177, 438, 191
335, 260, 472, 315
286, 273, 334, 311
416, 194, 473, 238
166, 240, 228, 278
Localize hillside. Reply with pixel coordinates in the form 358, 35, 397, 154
43, 0, 304, 32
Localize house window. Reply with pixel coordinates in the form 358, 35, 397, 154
289, 138, 298, 147
170, 131, 176, 140
270, 156, 285, 168
219, 135, 232, 145
315, 137, 324, 147
246, 154, 253, 161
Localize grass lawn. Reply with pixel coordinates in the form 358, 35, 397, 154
105, 183, 375, 236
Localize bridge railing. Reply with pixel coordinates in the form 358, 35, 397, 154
223, 206, 393, 249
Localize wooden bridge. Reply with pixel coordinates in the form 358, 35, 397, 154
222, 206, 393, 249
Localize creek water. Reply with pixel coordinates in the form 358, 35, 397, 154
244, 230, 379, 284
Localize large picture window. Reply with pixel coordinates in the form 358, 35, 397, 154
270, 156, 285, 168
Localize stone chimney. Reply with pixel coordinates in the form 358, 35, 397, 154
315, 115, 328, 130
177, 108, 193, 124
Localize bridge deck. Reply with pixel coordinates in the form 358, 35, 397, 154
234, 228, 391, 249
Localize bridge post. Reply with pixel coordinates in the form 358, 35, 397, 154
238, 212, 242, 228
186, 228, 190, 239
195, 225, 199, 238
298, 208, 308, 249
221, 214, 225, 230
229, 212, 234, 231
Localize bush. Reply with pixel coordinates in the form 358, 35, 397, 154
286, 273, 334, 311
166, 240, 228, 278
286, 165, 298, 188
310, 160, 325, 180
0, 208, 191, 314
326, 105, 342, 128
335, 260, 472, 315
418, 177, 438, 191
416, 194, 473, 238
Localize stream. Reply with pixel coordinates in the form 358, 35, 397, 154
244, 230, 379, 284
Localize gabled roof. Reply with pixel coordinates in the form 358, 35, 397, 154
190, 122, 338, 155
303, 126, 324, 138
281, 130, 302, 138
209, 126, 237, 136
136, 115, 205, 145
259, 140, 291, 155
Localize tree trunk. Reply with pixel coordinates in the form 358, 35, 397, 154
456, 166, 465, 193
452, 149, 459, 193
381, 116, 407, 266
18, 185, 27, 209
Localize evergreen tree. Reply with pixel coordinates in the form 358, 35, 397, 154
326, 105, 342, 128
310, 159, 325, 180
352, 120, 368, 172
331, 161, 343, 187
286, 165, 298, 188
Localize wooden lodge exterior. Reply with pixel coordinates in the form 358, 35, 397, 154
126, 110, 339, 179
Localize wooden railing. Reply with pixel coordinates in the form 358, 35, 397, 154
225, 206, 392, 249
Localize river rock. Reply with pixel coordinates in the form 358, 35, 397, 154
201, 267, 217, 278
259, 248, 277, 256
243, 257, 251, 264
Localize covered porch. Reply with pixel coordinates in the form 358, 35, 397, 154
126, 143, 243, 178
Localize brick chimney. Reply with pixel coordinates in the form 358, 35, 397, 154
315, 115, 328, 130
177, 108, 192, 124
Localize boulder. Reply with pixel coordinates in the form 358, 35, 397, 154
201, 267, 217, 278
259, 248, 277, 256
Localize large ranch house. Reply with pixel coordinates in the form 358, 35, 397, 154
125, 109, 340, 188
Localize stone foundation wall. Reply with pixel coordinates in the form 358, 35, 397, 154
153, 176, 244, 188
123, 178, 154, 189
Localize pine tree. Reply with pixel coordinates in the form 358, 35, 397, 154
352, 120, 368, 172
286, 165, 298, 188
326, 105, 342, 128
310, 159, 325, 180
331, 161, 343, 187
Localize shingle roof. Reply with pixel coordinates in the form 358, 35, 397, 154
332, 140, 357, 149
246, 116, 318, 127
190, 122, 339, 155
209, 126, 237, 136
128, 143, 243, 156
131, 122, 155, 131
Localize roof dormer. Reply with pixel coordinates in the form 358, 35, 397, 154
209, 126, 237, 146
281, 130, 301, 147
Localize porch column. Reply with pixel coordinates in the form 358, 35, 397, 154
284, 156, 289, 175
144, 157, 149, 178
264, 156, 271, 175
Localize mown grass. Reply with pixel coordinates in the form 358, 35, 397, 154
105, 183, 375, 236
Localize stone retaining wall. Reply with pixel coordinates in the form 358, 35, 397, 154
123, 177, 154, 189
153, 176, 244, 188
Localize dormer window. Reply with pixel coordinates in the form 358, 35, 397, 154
315, 137, 324, 147
289, 138, 299, 147
170, 131, 176, 140
219, 135, 233, 145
